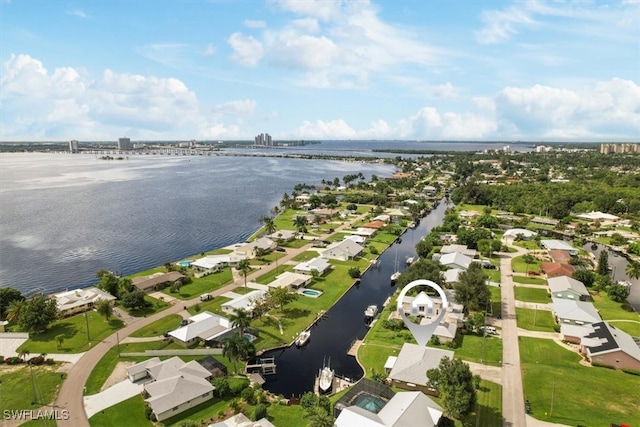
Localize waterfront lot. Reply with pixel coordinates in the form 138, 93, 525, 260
17, 311, 124, 354
515, 308, 556, 332
592, 293, 640, 336
520, 337, 640, 426
514, 287, 551, 304
161, 269, 233, 300
129, 314, 183, 338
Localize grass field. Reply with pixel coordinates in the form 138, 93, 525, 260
465, 380, 503, 427
88, 395, 149, 427
512, 275, 547, 285
129, 314, 183, 338
511, 255, 542, 274
17, 311, 124, 354
515, 308, 556, 332
592, 293, 640, 322
520, 337, 640, 426
489, 286, 501, 317
514, 287, 551, 304
451, 333, 503, 366
0, 364, 64, 412
162, 269, 233, 300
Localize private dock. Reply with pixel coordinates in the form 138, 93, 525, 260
347, 339, 363, 356
245, 357, 276, 375
313, 373, 356, 396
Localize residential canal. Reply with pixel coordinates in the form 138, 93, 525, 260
259, 200, 448, 398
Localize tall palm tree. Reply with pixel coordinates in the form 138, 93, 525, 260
230, 308, 251, 337
307, 406, 333, 427
626, 261, 640, 281
237, 259, 251, 289
293, 215, 308, 233
222, 333, 244, 374
260, 216, 276, 235
95, 299, 113, 320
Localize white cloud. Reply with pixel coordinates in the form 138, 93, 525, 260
202, 44, 216, 56
212, 99, 256, 115
432, 82, 459, 99
227, 32, 264, 66
291, 119, 357, 139
269, 0, 343, 21
67, 9, 88, 19
475, 6, 536, 44
244, 19, 266, 28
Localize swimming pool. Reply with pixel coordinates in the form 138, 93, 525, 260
177, 261, 192, 267
300, 289, 323, 298
352, 393, 386, 413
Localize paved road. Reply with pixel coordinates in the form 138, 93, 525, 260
499, 245, 528, 427
54, 215, 367, 426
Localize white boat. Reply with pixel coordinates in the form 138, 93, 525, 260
390, 271, 401, 282
295, 330, 311, 347
390, 246, 400, 282
364, 304, 378, 319
405, 256, 415, 265
318, 363, 334, 392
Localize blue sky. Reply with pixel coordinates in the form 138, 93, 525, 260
1, 0, 639, 142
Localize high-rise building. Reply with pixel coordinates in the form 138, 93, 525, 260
254, 133, 273, 146
69, 140, 79, 153
118, 137, 132, 150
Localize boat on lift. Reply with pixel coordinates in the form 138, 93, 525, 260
364, 304, 378, 319
318, 358, 334, 393
295, 330, 311, 347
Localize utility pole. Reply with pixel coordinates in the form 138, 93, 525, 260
534, 304, 537, 326
84, 312, 91, 341
29, 362, 37, 404
117, 332, 121, 357
550, 381, 555, 416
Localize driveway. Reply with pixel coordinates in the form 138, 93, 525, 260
83, 379, 143, 418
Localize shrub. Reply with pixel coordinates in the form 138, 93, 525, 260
0, 355, 4, 364
300, 391, 318, 410
318, 395, 331, 413
241, 386, 256, 405
45, 358, 55, 365
212, 378, 230, 398
253, 403, 268, 421
591, 361, 615, 370
381, 319, 405, 331
28, 356, 45, 365
622, 368, 640, 376
144, 404, 155, 421
429, 336, 441, 346
228, 378, 250, 395
5, 357, 22, 365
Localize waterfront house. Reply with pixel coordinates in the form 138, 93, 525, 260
293, 257, 332, 276
221, 290, 267, 317
236, 237, 277, 259
267, 271, 312, 289
439, 244, 478, 258
548, 276, 589, 301
267, 229, 297, 242
167, 311, 235, 347
350, 227, 378, 238
126, 356, 213, 422
548, 249, 572, 263
582, 322, 640, 370
576, 211, 620, 224
552, 297, 601, 325
438, 252, 473, 270
531, 217, 559, 227
320, 239, 363, 261
210, 413, 276, 427
334, 390, 442, 427
191, 253, 248, 275
344, 234, 367, 245
52, 287, 116, 317
363, 219, 386, 229
371, 214, 390, 223
541, 239, 579, 256
132, 272, 186, 293
385, 343, 454, 395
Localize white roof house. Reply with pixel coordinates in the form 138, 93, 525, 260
210, 413, 276, 427
440, 244, 478, 258
548, 276, 589, 299
321, 239, 363, 261
267, 271, 312, 289
541, 240, 578, 255
583, 322, 640, 370
344, 234, 367, 244
52, 287, 116, 316
221, 290, 267, 316
130, 356, 214, 422
552, 297, 601, 325
351, 228, 377, 238
387, 343, 454, 390
267, 230, 297, 241
192, 254, 248, 272
576, 211, 620, 222
438, 252, 473, 270
168, 311, 234, 347
444, 268, 463, 284
293, 257, 332, 276
503, 228, 537, 239
236, 237, 277, 258
334, 391, 442, 427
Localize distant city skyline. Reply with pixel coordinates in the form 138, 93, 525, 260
1, 0, 639, 142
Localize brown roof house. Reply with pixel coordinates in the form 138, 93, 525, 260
132, 272, 186, 292
582, 322, 640, 371
541, 262, 575, 278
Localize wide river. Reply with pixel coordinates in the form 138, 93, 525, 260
0, 152, 395, 295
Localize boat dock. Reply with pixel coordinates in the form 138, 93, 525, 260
313, 373, 356, 396
245, 357, 276, 375
347, 339, 363, 356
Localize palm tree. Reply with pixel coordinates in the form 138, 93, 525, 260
260, 216, 276, 235
307, 406, 333, 427
222, 333, 244, 374
626, 261, 640, 281
6, 299, 25, 323
293, 215, 308, 233
237, 259, 251, 289
230, 308, 251, 337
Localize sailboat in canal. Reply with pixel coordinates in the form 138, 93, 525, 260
390, 246, 401, 283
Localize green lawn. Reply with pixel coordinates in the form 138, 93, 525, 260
123, 294, 171, 317
129, 314, 183, 338
88, 394, 149, 427
511, 255, 542, 274
488, 286, 501, 317
483, 269, 501, 283
187, 296, 231, 318
267, 402, 307, 427
592, 293, 640, 322
514, 287, 551, 304
358, 343, 401, 379
464, 380, 502, 427
0, 364, 64, 411
513, 240, 541, 250
515, 308, 556, 332
520, 337, 640, 426
606, 320, 640, 337
17, 311, 124, 354
512, 275, 547, 285
449, 333, 503, 366
162, 269, 233, 300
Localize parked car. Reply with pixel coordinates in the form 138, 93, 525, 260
200, 293, 213, 301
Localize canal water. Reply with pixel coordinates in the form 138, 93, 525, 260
582, 242, 640, 312
259, 200, 448, 398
